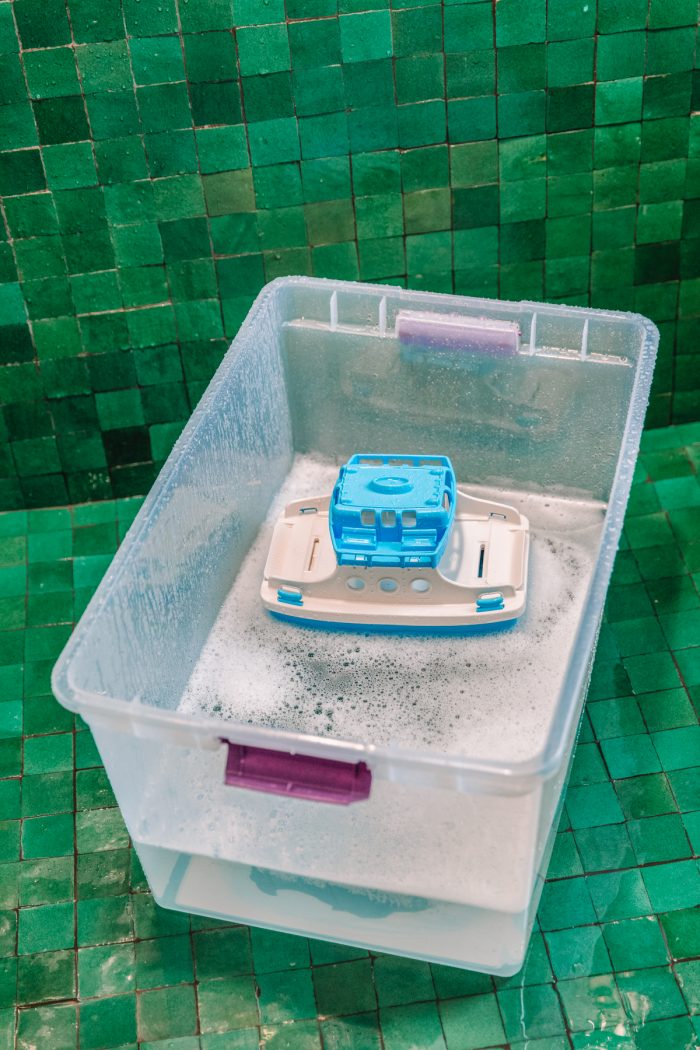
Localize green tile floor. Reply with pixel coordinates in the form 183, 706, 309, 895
0, 421, 699, 1049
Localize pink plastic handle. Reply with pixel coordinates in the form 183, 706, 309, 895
223, 742, 372, 805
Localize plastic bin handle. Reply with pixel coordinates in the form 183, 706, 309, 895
222, 741, 372, 804
395, 310, 520, 355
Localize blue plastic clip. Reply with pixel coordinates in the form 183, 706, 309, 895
278, 587, 303, 606
476, 592, 504, 612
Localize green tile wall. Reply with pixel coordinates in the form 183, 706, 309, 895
0, 0, 699, 509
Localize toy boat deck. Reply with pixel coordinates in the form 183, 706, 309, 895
261, 454, 530, 629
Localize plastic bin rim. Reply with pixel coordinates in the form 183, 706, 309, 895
51, 277, 660, 794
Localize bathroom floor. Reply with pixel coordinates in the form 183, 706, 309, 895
0, 422, 698, 1050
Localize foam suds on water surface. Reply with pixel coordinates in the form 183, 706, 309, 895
179, 454, 606, 763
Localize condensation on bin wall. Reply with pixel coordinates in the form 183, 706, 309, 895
0, 0, 698, 510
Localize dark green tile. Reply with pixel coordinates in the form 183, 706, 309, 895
313, 960, 376, 1016
15, 0, 71, 47
17, 949, 75, 1004
258, 968, 316, 1024
76, 849, 131, 900
18, 901, 74, 954
249, 929, 310, 975
373, 955, 434, 1008
193, 927, 252, 980
77, 894, 133, 946
538, 878, 596, 932
137, 985, 198, 1041
380, 1002, 444, 1050
659, 907, 700, 960
135, 934, 193, 990
21, 772, 73, 818
0, 149, 46, 195
288, 17, 340, 69
79, 994, 137, 1049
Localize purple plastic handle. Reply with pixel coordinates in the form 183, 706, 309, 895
396, 311, 520, 355
223, 742, 372, 805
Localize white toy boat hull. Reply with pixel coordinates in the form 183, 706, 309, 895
261, 489, 530, 630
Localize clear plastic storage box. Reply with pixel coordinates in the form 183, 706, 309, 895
53, 278, 658, 975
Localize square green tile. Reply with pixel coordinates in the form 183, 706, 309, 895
18, 901, 74, 955
24, 48, 80, 100
618, 966, 687, 1024
17, 948, 75, 1005
373, 955, 434, 1008
257, 968, 316, 1024
138, 985, 198, 1042
557, 974, 625, 1033
249, 929, 309, 974
16, 1003, 77, 1050
545, 925, 611, 981
78, 942, 135, 998
22, 813, 74, 859
79, 994, 137, 1049
587, 869, 652, 922
653, 725, 700, 770
439, 992, 506, 1048
380, 1003, 444, 1050
197, 976, 259, 1033
77, 894, 133, 946
340, 11, 392, 62
659, 907, 700, 960
642, 859, 700, 912
574, 823, 635, 872
313, 960, 376, 1016
603, 915, 670, 971
237, 23, 291, 76
497, 983, 566, 1042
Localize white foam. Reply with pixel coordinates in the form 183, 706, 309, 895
179, 454, 605, 764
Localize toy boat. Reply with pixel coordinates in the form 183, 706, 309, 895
261, 454, 530, 630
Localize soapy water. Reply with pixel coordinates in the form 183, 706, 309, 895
179, 455, 606, 763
